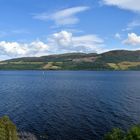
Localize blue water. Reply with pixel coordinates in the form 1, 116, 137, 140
0, 71, 140, 140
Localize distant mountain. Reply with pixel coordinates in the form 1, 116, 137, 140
0, 50, 140, 70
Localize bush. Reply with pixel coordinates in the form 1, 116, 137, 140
0, 116, 18, 140
104, 128, 124, 140
104, 125, 140, 140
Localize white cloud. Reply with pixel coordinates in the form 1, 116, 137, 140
0, 30, 105, 60
48, 30, 105, 53
0, 40, 50, 59
103, 0, 140, 12
127, 20, 140, 31
123, 33, 140, 46
121, 19, 140, 32
115, 33, 121, 39
33, 6, 90, 26
0, 41, 27, 56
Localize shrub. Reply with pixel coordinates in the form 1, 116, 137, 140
104, 125, 140, 140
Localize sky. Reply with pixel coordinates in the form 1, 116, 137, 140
0, 0, 140, 60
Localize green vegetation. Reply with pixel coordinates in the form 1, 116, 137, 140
104, 125, 140, 140
0, 115, 140, 140
108, 62, 140, 70
0, 116, 18, 140
0, 50, 140, 70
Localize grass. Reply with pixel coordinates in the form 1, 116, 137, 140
42, 62, 61, 70
0, 61, 140, 70
108, 61, 140, 70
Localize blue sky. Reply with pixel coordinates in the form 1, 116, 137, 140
0, 0, 140, 60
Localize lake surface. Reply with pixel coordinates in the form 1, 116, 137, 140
0, 71, 140, 140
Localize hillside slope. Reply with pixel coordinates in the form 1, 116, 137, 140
0, 50, 140, 70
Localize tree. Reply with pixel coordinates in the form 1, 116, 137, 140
104, 128, 124, 140
104, 125, 140, 140
125, 125, 140, 140
0, 116, 18, 140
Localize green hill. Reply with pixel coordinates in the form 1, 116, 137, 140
0, 50, 140, 70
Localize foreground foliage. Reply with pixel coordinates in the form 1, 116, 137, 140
0, 116, 18, 140
104, 125, 140, 140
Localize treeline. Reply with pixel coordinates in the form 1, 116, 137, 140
0, 50, 140, 70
